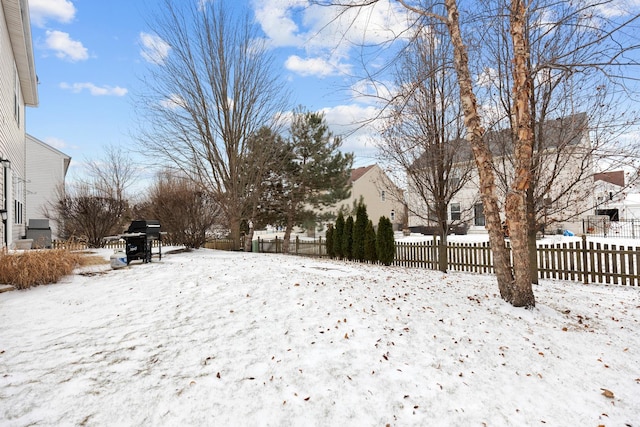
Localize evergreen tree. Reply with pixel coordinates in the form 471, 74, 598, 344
364, 219, 377, 263
280, 108, 354, 253
352, 202, 368, 262
376, 216, 395, 266
333, 212, 345, 259
342, 215, 354, 261
326, 224, 335, 258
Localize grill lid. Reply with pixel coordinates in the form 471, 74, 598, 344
127, 220, 161, 236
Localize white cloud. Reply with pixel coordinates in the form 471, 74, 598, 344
253, 0, 412, 52
252, 0, 308, 48
139, 32, 171, 65
320, 104, 382, 157
60, 82, 128, 96
160, 93, 187, 110
45, 30, 88, 61
284, 55, 350, 77
593, 0, 640, 18
350, 79, 395, 104
29, 0, 76, 28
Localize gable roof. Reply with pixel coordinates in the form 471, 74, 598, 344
350, 165, 375, 183
413, 112, 589, 169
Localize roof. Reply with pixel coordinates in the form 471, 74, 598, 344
594, 170, 625, 187
484, 112, 588, 156
350, 165, 375, 183
413, 112, 589, 169
3, 0, 38, 106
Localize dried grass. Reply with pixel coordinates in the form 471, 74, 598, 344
0, 249, 84, 290
76, 251, 109, 267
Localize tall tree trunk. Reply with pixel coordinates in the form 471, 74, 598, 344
282, 210, 294, 254
526, 187, 539, 285
443, 0, 514, 297
505, 0, 536, 307
229, 217, 241, 251
438, 216, 448, 273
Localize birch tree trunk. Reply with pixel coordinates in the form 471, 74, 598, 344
443, 0, 515, 298
505, 0, 536, 307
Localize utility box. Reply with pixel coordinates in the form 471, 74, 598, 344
26, 219, 52, 249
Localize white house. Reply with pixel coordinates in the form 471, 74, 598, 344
0, 0, 39, 247
26, 134, 71, 240
593, 170, 640, 221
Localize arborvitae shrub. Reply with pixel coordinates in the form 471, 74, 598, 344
353, 203, 368, 262
333, 212, 345, 259
376, 216, 395, 266
342, 215, 354, 261
364, 219, 377, 263
326, 224, 335, 258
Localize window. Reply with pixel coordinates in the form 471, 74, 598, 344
450, 203, 461, 221
381, 190, 386, 202
474, 203, 485, 226
390, 209, 395, 222
14, 200, 23, 225
13, 177, 23, 224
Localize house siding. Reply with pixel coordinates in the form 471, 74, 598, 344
26, 135, 71, 239
1, 0, 37, 246
408, 116, 595, 235
337, 165, 405, 230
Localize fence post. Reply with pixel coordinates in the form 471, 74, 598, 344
581, 234, 588, 284
432, 234, 438, 271
296, 236, 299, 255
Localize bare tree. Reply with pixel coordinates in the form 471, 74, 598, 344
135, 170, 222, 248
315, 0, 639, 307
48, 183, 128, 248
45, 146, 136, 247
472, 0, 640, 283
84, 145, 139, 204
136, 0, 289, 249
377, 18, 473, 272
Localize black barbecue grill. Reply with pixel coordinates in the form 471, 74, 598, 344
122, 220, 162, 264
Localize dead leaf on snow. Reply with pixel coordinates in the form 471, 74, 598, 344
601, 388, 614, 399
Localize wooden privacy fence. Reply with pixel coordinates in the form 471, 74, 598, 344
250, 235, 639, 287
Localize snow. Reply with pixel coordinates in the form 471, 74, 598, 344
1, 247, 639, 426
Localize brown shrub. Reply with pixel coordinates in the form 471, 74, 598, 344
0, 249, 82, 290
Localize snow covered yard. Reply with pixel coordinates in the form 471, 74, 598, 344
1, 249, 638, 426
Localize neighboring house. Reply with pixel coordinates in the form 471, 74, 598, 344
334, 164, 405, 231
593, 170, 640, 221
26, 134, 71, 240
0, 0, 39, 247
408, 113, 594, 234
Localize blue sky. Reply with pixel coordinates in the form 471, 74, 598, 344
25, 0, 640, 183
26, 0, 409, 180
